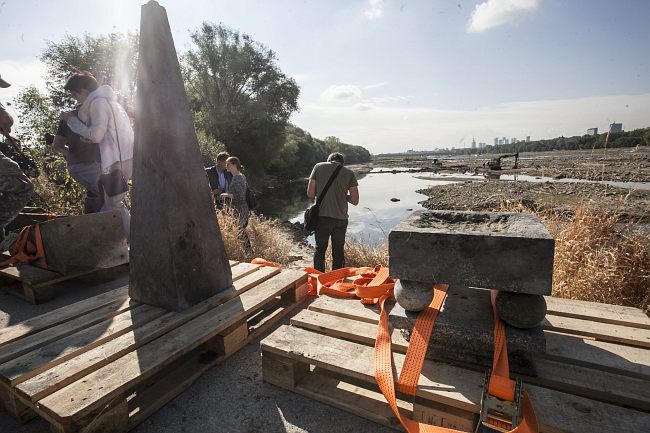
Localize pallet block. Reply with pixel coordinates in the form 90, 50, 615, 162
261, 295, 650, 433
0, 255, 129, 304
0, 260, 308, 432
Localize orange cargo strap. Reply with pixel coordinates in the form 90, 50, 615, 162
250, 258, 539, 433
0, 224, 47, 269
374, 282, 539, 433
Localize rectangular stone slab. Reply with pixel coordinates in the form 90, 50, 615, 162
389, 210, 554, 295
38, 210, 129, 275
388, 286, 546, 376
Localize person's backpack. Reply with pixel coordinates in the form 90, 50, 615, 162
246, 186, 259, 211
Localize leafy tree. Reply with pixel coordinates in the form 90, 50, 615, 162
183, 23, 300, 178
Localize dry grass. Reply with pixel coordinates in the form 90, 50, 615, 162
550, 205, 650, 312
216, 207, 293, 265
500, 199, 650, 312
322, 236, 388, 270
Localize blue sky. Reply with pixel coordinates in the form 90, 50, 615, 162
1, 0, 649, 153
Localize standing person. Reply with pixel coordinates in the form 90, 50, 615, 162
61, 72, 134, 239
50, 106, 102, 213
220, 156, 249, 229
205, 151, 233, 207
0, 73, 33, 248
307, 152, 359, 272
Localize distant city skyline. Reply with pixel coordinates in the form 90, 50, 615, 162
1, 0, 649, 153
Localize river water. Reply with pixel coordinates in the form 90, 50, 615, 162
257, 169, 650, 244
257, 170, 457, 244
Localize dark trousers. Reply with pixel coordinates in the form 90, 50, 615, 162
314, 216, 348, 272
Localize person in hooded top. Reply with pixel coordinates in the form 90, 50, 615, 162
62, 72, 134, 239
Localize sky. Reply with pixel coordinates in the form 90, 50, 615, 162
1, 0, 649, 154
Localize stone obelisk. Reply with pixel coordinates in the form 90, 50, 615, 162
129, 0, 233, 311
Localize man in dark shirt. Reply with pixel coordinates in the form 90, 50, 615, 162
52, 108, 102, 213
307, 152, 359, 272
205, 151, 233, 208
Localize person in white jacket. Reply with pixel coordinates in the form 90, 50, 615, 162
62, 72, 134, 239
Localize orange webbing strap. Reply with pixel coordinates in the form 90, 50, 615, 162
374, 285, 539, 433
397, 284, 448, 395
0, 224, 47, 269
488, 290, 539, 433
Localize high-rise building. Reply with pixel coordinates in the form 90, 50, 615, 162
471, 138, 477, 149
526, 136, 531, 142
511, 137, 517, 143
610, 122, 623, 133
587, 128, 598, 136
494, 137, 499, 145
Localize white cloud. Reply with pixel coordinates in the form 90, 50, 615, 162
364, 0, 384, 20
320, 84, 362, 102
364, 82, 388, 90
468, 0, 539, 33
293, 93, 650, 153
355, 103, 376, 111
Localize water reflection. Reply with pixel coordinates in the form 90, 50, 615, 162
258, 171, 456, 243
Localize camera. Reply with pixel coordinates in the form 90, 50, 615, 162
44, 133, 55, 145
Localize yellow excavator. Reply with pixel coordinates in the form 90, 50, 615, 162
485, 152, 519, 170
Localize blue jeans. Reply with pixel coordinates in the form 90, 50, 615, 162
67, 162, 102, 213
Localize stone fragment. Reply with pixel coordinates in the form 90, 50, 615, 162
38, 210, 128, 275
495, 291, 547, 329
394, 279, 434, 312
389, 286, 546, 376
128, 0, 233, 312
389, 210, 554, 295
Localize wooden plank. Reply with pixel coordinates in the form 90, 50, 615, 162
543, 315, 650, 348
0, 298, 137, 365
127, 292, 307, 432
292, 309, 650, 411
0, 286, 129, 347
230, 262, 261, 281
16, 266, 284, 403
0, 263, 61, 285
0, 304, 167, 386
545, 296, 650, 329
308, 295, 382, 324
261, 325, 650, 433
290, 370, 410, 431
36, 270, 307, 423
543, 332, 650, 380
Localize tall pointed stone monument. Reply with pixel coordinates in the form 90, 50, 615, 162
129, 0, 233, 311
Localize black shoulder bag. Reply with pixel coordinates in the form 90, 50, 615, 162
99, 102, 128, 197
304, 164, 343, 232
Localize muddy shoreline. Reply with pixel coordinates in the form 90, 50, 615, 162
351, 146, 650, 223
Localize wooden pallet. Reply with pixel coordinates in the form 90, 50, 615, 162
0, 260, 308, 432
0, 253, 129, 304
261, 295, 650, 433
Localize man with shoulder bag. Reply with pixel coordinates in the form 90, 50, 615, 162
62, 72, 134, 239
306, 152, 359, 272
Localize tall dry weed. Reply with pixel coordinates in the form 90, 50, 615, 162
500, 199, 649, 312
551, 205, 649, 312
323, 236, 388, 270
216, 207, 292, 265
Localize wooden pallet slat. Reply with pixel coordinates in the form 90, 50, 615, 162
261, 324, 650, 433
0, 286, 129, 347
544, 296, 650, 330
0, 305, 167, 386
16, 266, 283, 404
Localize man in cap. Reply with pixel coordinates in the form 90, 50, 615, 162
0, 74, 34, 249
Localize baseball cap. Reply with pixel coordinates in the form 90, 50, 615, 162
0, 74, 10, 88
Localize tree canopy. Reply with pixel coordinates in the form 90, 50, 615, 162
183, 23, 300, 176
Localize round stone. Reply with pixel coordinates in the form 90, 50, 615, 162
495, 292, 547, 329
394, 279, 434, 312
